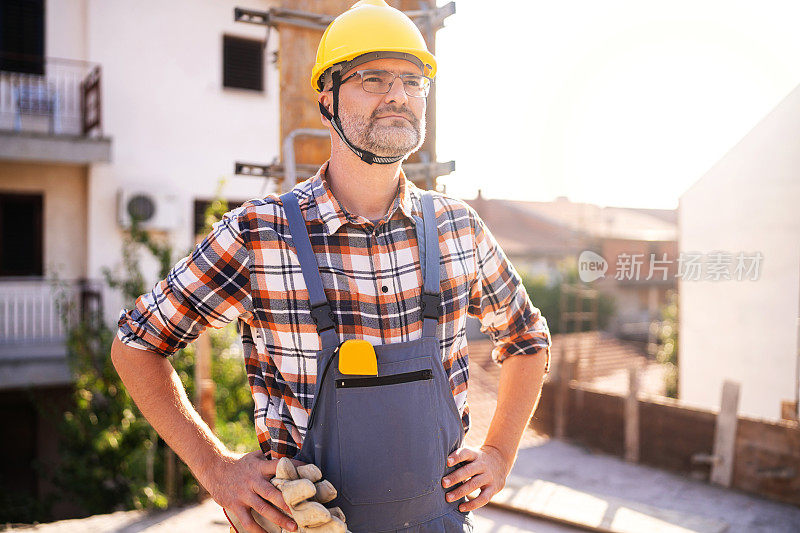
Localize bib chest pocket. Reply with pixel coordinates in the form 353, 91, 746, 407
335, 357, 444, 505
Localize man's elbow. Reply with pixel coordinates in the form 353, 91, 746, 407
110, 334, 132, 367
110, 334, 165, 374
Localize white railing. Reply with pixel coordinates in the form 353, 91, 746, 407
0, 52, 103, 137
0, 278, 84, 344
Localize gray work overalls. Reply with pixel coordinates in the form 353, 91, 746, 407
281, 189, 475, 532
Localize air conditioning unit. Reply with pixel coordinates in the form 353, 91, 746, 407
117, 189, 181, 231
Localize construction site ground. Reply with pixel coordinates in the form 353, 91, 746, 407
6, 338, 800, 532
10, 435, 799, 533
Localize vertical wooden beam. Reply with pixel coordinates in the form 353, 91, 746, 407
590, 289, 599, 380
195, 330, 216, 431
412, 0, 437, 183
710, 380, 740, 487
278, 0, 343, 178
165, 447, 177, 504
781, 400, 799, 422
194, 329, 215, 499
555, 353, 574, 440
624, 362, 640, 463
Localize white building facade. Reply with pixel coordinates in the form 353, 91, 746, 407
678, 84, 800, 422
0, 0, 280, 390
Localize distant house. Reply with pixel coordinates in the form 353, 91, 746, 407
0, 0, 277, 517
679, 84, 800, 422
0, 0, 458, 519
465, 192, 678, 340
465, 191, 584, 282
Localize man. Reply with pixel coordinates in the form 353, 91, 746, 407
112, 1, 551, 532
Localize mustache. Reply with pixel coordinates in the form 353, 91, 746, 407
371, 106, 418, 125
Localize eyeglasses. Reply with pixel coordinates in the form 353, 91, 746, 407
340, 69, 432, 98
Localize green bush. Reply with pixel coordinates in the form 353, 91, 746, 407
654, 289, 679, 398
47, 309, 173, 514
26, 183, 257, 521
518, 260, 616, 334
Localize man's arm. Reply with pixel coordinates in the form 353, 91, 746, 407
112, 207, 300, 531
110, 336, 299, 532
482, 348, 549, 471
113, 206, 254, 473
109, 336, 230, 485
442, 350, 548, 512
441, 205, 552, 512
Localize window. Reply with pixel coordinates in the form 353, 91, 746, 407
0, 398, 38, 511
0, 193, 44, 277
223, 35, 264, 92
0, 0, 45, 75
193, 198, 249, 237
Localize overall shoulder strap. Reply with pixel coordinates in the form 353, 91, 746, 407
280, 191, 339, 349
420, 192, 441, 338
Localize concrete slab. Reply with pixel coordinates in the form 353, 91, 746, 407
7, 497, 575, 532
492, 475, 728, 533
505, 439, 800, 533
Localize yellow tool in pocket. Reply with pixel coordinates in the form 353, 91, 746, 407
338, 339, 378, 375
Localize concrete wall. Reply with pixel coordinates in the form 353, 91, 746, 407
534, 378, 800, 507
0, 161, 88, 280
48, 0, 88, 61
44, 0, 281, 324
679, 84, 800, 422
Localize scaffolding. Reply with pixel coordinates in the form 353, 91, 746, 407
231, 2, 456, 193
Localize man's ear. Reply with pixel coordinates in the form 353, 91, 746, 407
318, 91, 333, 127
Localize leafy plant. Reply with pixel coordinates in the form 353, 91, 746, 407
26, 179, 256, 521
653, 289, 679, 398
518, 260, 616, 334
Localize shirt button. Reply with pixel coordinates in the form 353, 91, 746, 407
381, 285, 389, 293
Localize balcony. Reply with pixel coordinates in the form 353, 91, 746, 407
0, 277, 103, 390
0, 52, 111, 164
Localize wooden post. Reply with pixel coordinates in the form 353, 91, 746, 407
781, 400, 798, 423
555, 353, 574, 440
195, 331, 216, 430
573, 331, 581, 383
710, 380, 740, 487
554, 347, 566, 439
590, 289, 599, 379
558, 284, 600, 385
624, 362, 640, 463
193, 330, 215, 499
165, 447, 177, 504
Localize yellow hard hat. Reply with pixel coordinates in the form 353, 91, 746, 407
311, 0, 437, 93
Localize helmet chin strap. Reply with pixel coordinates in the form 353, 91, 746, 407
318, 69, 405, 165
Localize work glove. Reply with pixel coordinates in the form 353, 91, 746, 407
227, 457, 348, 533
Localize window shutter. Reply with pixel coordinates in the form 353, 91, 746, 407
0, 0, 45, 75
0, 193, 43, 276
223, 35, 263, 92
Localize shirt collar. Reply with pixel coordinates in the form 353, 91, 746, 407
308, 160, 416, 236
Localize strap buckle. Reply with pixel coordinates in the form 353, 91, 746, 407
310, 302, 336, 332
421, 292, 441, 319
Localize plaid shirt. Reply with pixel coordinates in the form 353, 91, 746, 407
117, 161, 552, 459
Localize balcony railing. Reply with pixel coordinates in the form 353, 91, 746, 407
0, 277, 103, 345
0, 52, 102, 137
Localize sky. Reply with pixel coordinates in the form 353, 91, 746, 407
433, 0, 800, 209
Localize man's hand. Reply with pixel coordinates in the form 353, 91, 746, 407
440, 444, 512, 513
199, 450, 305, 532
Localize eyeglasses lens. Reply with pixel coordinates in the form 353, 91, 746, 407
360, 70, 430, 97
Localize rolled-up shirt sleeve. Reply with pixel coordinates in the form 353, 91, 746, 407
466, 208, 552, 373
117, 206, 253, 357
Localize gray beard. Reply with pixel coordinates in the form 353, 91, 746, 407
339, 107, 426, 158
